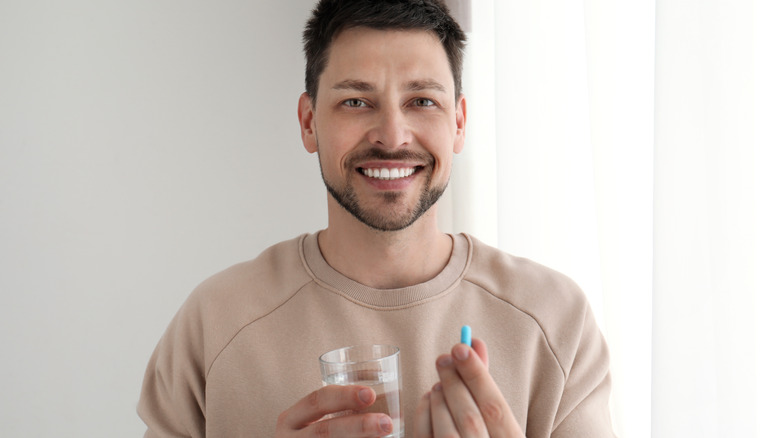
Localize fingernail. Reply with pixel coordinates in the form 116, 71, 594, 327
358, 388, 373, 404
437, 355, 452, 367
380, 416, 393, 433
433, 382, 443, 392
454, 345, 470, 361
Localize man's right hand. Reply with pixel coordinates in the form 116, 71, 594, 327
275, 385, 394, 437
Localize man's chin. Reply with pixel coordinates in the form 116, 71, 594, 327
348, 193, 445, 232
335, 197, 423, 232
340, 197, 422, 232
356, 213, 420, 233
324, 178, 446, 232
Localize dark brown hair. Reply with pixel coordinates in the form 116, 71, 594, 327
303, 0, 467, 104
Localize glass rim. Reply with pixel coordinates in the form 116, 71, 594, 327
318, 344, 400, 366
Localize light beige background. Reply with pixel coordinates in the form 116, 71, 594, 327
0, 1, 327, 435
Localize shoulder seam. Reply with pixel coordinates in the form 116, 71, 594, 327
462, 278, 566, 378
205, 279, 314, 379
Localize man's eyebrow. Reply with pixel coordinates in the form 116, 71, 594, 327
332, 79, 374, 92
406, 79, 447, 93
332, 79, 448, 93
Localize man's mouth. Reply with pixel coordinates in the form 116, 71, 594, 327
359, 167, 420, 180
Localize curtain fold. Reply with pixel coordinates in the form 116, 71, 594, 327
454, 1, 654, 436
653, 1, 756, 436
754, 2, 780, 437
450, 0, 779, 436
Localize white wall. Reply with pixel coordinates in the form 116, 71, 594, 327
0, 1, 323, 435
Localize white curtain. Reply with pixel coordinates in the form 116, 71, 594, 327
447, 0, 780, 436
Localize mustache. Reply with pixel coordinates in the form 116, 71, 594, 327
345, 148, 434, 167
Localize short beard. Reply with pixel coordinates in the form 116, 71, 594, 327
319, 148, 447, 232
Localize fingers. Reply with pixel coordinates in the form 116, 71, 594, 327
437, 341, 521, 437
413, 391, 433, 438
414, 384, 479, 438
430, 383, 461, 437
306, 412, 393, 437
276, 385, 393, 437
280, 385, 374, 426
436, 352, 489, 437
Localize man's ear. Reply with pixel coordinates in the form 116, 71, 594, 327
454, 94, 467, 154
298, 92, 318, 153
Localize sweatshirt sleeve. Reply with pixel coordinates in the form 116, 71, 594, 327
137, 295, 207, 438
551, 305, 616, 438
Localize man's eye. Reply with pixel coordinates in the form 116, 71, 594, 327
344, 99, 366, 108
413, 98, 435, 107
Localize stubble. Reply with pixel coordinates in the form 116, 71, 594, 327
319, 148, 447, 232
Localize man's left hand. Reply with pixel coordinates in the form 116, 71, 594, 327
412, 338, 525, 437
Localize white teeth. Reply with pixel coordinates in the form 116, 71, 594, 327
361, 167, 416, 180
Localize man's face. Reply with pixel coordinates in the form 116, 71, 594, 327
299, 27, 466, 232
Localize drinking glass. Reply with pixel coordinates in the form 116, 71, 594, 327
319, 345, 403, 437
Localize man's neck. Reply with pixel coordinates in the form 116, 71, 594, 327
318, 203, 453, 290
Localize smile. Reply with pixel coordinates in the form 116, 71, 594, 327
360, 167, 418, 180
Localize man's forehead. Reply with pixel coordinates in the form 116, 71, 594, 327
322, 27, 452, 82
329, 26, 443, 54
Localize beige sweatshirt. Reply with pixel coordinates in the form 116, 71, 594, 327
138, 233, 615, 437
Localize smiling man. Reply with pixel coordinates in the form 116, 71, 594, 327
298, 25, 465, 291
304, 27, 463, 234
138, 1, 616, 437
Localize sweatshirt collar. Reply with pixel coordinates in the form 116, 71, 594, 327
300, 231, 471, 308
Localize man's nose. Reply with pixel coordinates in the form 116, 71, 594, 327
367, 106, 412, 149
